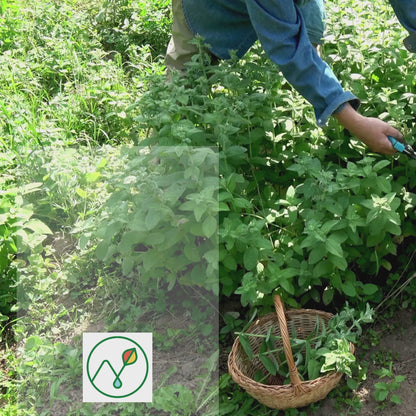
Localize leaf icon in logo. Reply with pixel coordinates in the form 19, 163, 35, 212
110, 348, 139, 389
123, 348, 137, 366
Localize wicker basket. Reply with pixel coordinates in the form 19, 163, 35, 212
228, 295, 354, 410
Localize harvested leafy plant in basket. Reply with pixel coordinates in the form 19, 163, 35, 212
228, 295, 374, 409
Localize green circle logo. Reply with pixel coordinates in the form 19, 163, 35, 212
86, 336, 149, 398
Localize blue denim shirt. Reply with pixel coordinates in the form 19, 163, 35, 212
182, 0, 416, 126
389, 0, 416, 33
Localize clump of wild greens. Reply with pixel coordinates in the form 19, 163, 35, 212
237, 303, 374, 384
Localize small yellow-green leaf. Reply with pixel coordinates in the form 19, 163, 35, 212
76, 188, 87, 198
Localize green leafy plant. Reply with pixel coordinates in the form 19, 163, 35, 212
149, 350, 218, 416
136, 25, 415, 310
94, 0, 171, 61
373, 362, 405, 405
83, 146, 219, 297
0, 182, 53, 322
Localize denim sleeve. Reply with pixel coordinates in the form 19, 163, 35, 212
388, 0, 416, 33
244, 0, 360, 126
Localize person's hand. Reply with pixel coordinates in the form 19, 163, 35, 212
333, 103, 402, 155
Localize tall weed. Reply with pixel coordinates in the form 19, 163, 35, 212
94, 0, 171, 61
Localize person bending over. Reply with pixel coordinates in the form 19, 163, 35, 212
166, 0, 416, 155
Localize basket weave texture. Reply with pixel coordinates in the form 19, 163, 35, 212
228, 295, 354, 410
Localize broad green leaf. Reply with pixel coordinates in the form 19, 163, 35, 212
96, 158, 107, 169
202, 216, 217, 238
347, 378, 360, 390
342, 281, 356, 297
243, 247, 258, 271
25, 336, 43, 351
119, 231, 142, 254
328, 253, 347, 271
260, 354, 277, 376
385, 221, 401, 236
362, 283, 378, 296
223, 255, 237, 271
122, 257, 134, 275
260, 339, 268, 355
24, 219, 52, 235
278, 268, 299, 279
308, 243, 327, 265
85, 171, 101, 183
163, 181, 187, 202
373, 160, 390, 172
265, 326, 273, 344
374, 385, 389, 402
145, 210, 161, 231
280, 278, 295, 295
239, 334, 253, 360
308, 357, 321, 380
313, 260, 333, 278
79, 235, 89, 251
204, 249, 218, 267
326, 236, 343, 258
147, 232, 165, 245
218, 202, 230, 211
194, 205, 206, 222
376, 176, 392, 193
184, 165, 200, 181
184, 245, 200, 262
331, 273, 342, 290
329, 231, 348, 244
366, 209, 379, 224
233, 198, 252, 209
75, 188, 87, 199
366, 232, 385, 247
390, 394, 402, 404
95, 241, 110, 261
143, 252, 160, 271
19, 182, 43, 194
322, 288, 334, 305
300, 234, 319, 249
321, 220, 339, 235
102, 221, 124, 241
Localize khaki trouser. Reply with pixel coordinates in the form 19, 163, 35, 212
165, 0, 198, 71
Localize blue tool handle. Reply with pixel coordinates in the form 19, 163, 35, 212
387, 136, 405, 153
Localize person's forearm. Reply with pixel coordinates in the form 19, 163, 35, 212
333, 103, 365, 132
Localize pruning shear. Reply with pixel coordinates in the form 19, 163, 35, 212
388, 136, 416, 160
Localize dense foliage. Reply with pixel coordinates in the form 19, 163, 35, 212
138, 39, 416, 309
1, 0, 416, 415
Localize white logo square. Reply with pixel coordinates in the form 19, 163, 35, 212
83, 332, 152, 402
